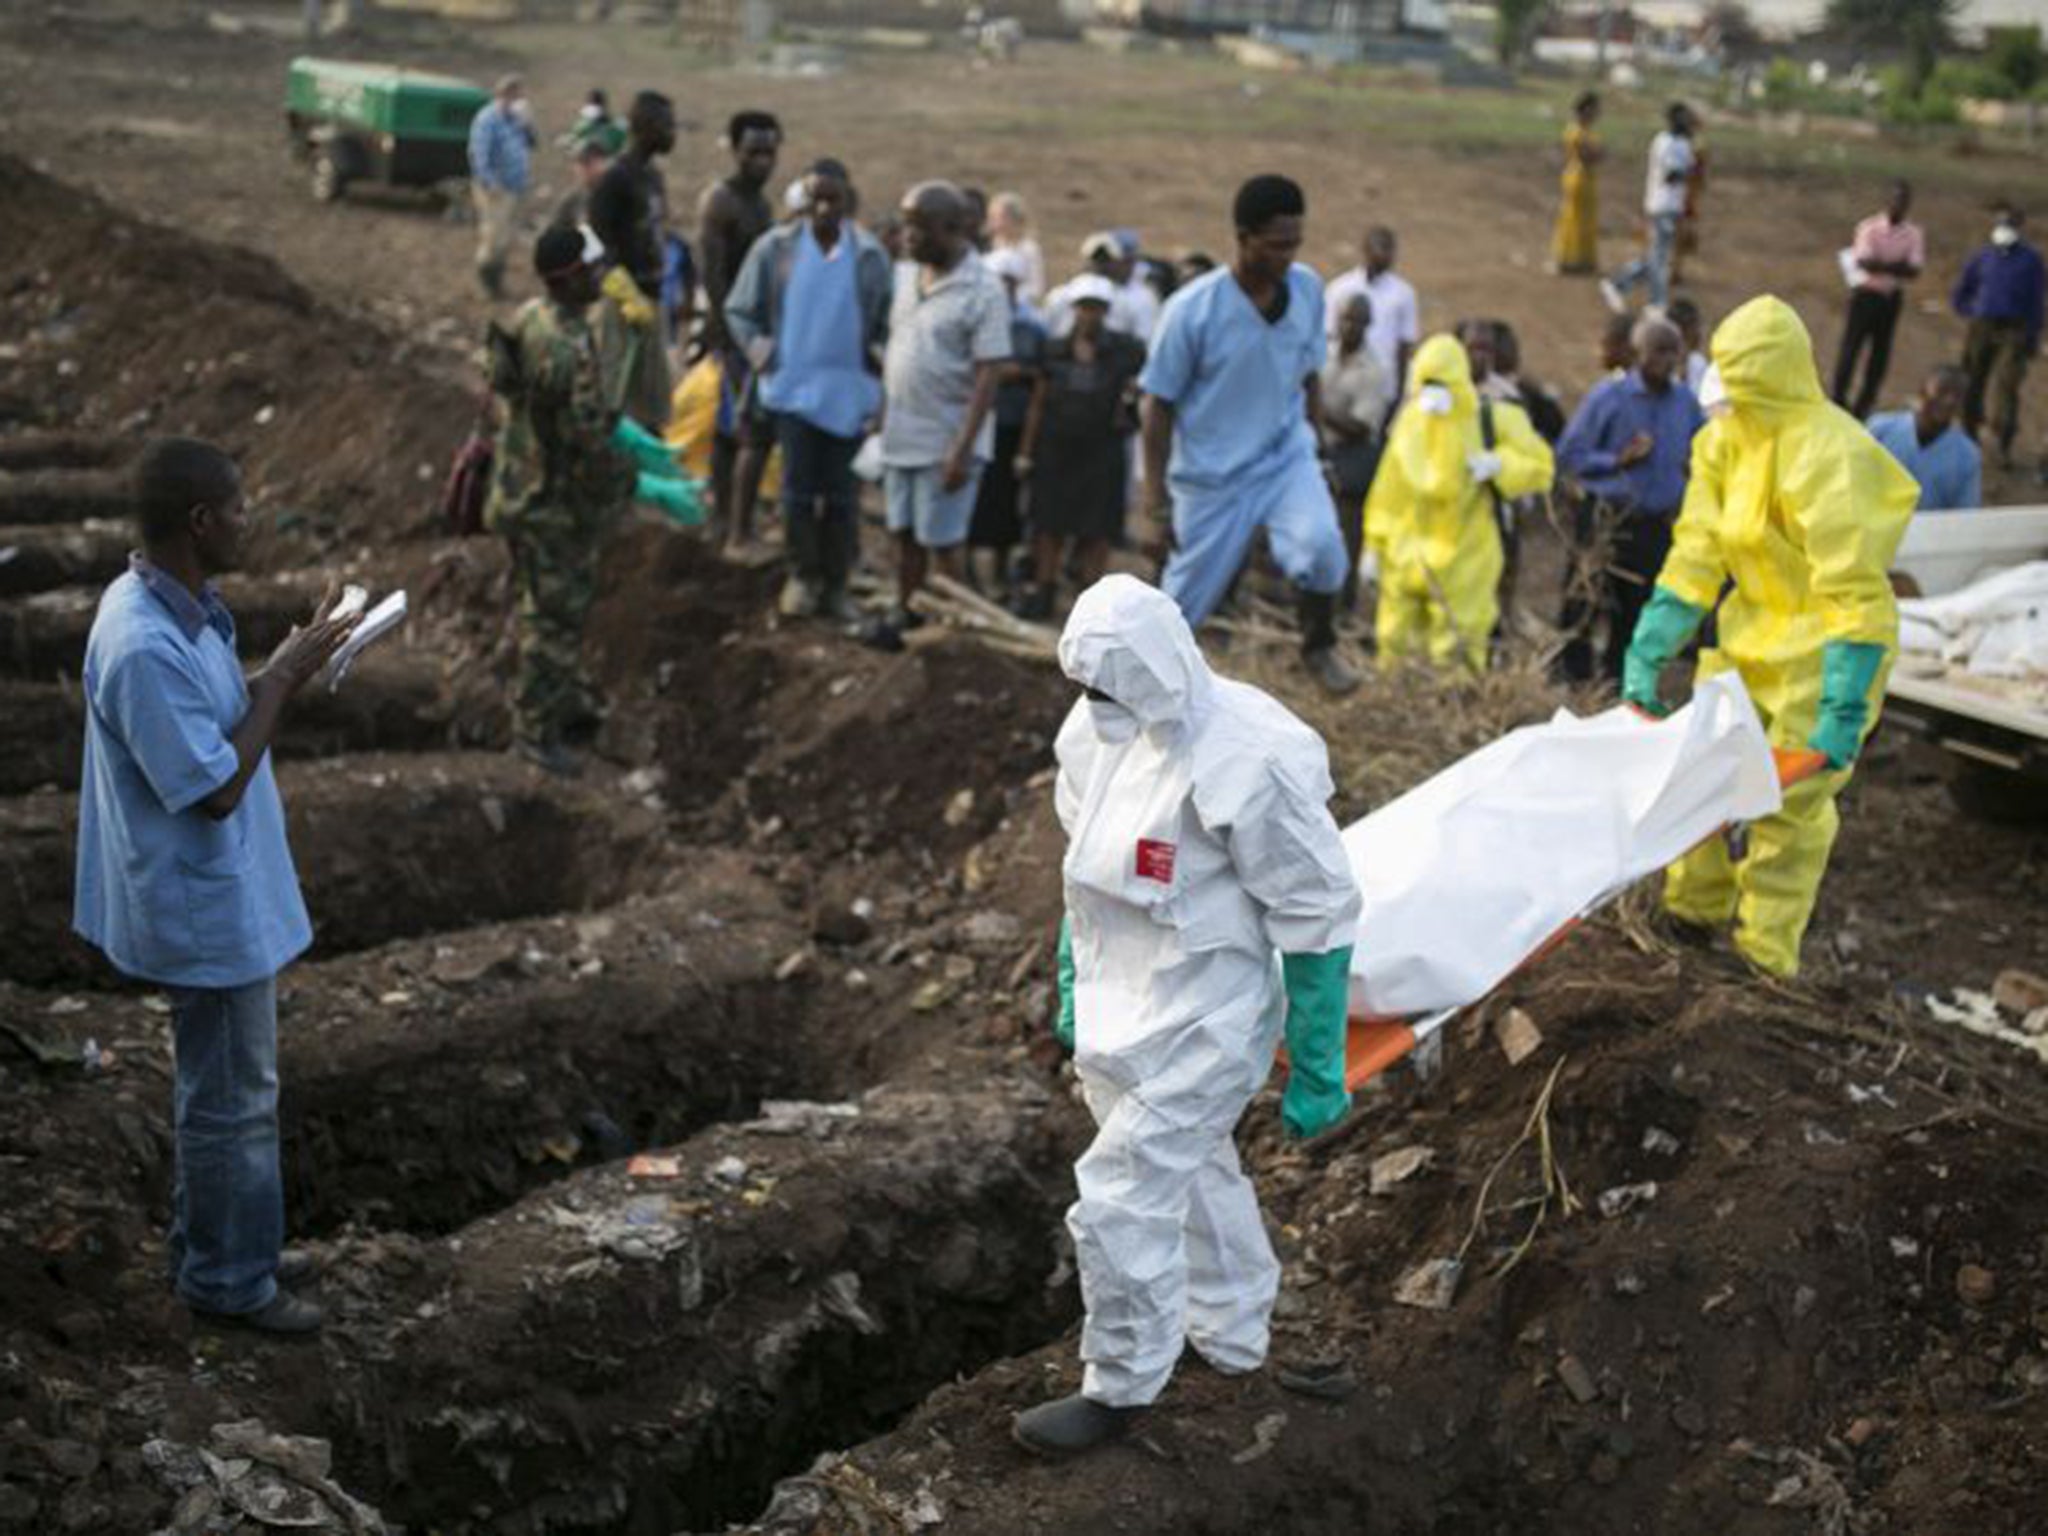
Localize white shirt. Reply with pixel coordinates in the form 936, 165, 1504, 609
1323, 266, 1419, 380
1685, 350, 1709, 394
1643, 131, 1695, 220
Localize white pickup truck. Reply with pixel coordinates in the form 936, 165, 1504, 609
1885, 504, 2048, 819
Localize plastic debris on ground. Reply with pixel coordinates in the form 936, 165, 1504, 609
142, 1419, 390, 1534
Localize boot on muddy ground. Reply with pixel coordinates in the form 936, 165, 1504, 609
1302, 643, 1361, 696
190, 1290, 324, 1337
276, 1248, 320, 1288
1298, 593, 1361, 695
514, 736, 583, 779
1012, 1393, 1142, 1458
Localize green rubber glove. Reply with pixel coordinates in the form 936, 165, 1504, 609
1280, 947, 1354, 1140
1620, 587, 1709, 717
635, 472, 705, 527
1054, 915, 1076, 1052
1809, 639, 1885, 769
612, 416, 678, 477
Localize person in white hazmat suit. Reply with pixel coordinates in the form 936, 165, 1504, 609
1014, 575, 1361, 1457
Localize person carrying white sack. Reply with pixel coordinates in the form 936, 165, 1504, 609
1014, 574, 1360, 1458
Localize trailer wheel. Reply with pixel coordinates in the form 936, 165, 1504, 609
311, 147, 347, 203
1947, 760, 2048, 825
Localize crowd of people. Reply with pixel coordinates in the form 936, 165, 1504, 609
63, 74, 2016, 1373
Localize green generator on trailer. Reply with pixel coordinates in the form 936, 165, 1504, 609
284, 57, 492, 202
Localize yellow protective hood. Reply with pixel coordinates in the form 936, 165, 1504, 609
1709, 295, 1824, 424
1387, 334, 1480, 501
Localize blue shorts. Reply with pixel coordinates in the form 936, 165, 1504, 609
884, 462, 984, 549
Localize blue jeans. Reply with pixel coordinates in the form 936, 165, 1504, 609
169, 976, 283, 1314
1609, 212, 1680, 309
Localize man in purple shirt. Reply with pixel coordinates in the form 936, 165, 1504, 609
76, 439, 356, 1334
1952, 201, 2045, 469
1554, 315, 1704, 684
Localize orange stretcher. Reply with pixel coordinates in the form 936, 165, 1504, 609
1332, 746, 1830, 1092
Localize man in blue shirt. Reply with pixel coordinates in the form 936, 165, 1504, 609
1868, 365, 1982, 513
1554, 315, 1704, 684
1140, 175, 1356, 694
75, 439, 356, 1334
466, 74, 535, 299
726, 159, 892, 623
1952, 201, 2045, 470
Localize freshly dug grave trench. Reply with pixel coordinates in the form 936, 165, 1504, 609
728, 932, 2048, 1536
0, 430, 131, 473
0, 467, 133, 528
228, 1083, 1080, 1536
0, 153, 468, 561
0, 749, 664, 987
0, 652, 493, 795
0, 518, 129, 599
276, 870, 825, 1237
0, 569, 327, 679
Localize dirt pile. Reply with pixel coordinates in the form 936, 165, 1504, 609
0, 153, 470, 559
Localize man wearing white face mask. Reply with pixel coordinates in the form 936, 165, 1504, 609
1014, 575, 1360, 1458
1952, 201, 2045, 471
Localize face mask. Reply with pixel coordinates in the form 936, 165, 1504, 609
1697, 363, 1731, 420
1417, 383, 1454, 417
1088, 699, 1139, 744
1992, 223, 2020, 248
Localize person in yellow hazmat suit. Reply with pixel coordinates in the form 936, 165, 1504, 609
1364, 333, 1554, 670
1622, 295, 1919, 977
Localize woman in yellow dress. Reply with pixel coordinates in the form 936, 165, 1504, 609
1550, 92, 1603, 275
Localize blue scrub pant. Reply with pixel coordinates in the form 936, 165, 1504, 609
1161, 452, 1348, 628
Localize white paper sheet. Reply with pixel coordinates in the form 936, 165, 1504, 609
1340, 673, 1781, 1018
324, 589, 407, 691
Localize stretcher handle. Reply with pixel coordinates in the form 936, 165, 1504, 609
1772, 747, 1830, 787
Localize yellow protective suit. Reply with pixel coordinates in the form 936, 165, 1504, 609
1364, 335, 1553, 671
665, 356, 780, 501
1655, 296, 1918, 976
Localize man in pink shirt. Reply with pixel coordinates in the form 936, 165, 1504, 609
1832, 180, 1925, 419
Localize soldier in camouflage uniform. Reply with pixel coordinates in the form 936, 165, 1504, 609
485, 223, 635, 777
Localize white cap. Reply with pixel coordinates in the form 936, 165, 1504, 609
1065, 273, 1117, 308
1080, 230, 1121, 261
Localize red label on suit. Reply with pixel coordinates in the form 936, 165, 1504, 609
1135, 839, 1176, 883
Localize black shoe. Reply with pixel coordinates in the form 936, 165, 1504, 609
514, 737, 583, 778
190, 1290, 323, 1336
1302, 644, 1361, 696
275, 1248, 319, 1288
861, 616, 906, 653
1012, 1393, 1141, 1458
1012, 585, 1054, 622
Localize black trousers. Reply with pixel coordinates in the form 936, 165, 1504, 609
775, 413, 860, 597
1832, 288, 1903, 420
1556, 500, 1676, 686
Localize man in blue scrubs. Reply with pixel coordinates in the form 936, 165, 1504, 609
1867, 365, 1983, 513
1139, 175, 1358, 694
74, 439, 357, 1334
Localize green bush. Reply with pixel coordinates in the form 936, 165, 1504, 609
1931, 57, 2012, 99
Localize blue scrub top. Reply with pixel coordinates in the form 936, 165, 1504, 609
1867, 411, 1982, 513
1140, 263, 1326, 492
73, 561, 312, 988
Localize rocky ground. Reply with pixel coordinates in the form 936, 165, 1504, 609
0, 14, 2046, 1535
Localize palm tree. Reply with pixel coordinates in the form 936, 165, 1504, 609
1825, 0, 1961, 97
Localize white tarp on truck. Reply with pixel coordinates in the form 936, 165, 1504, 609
1899, 559, 2048, 683
1341, 672, 1782, 1018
